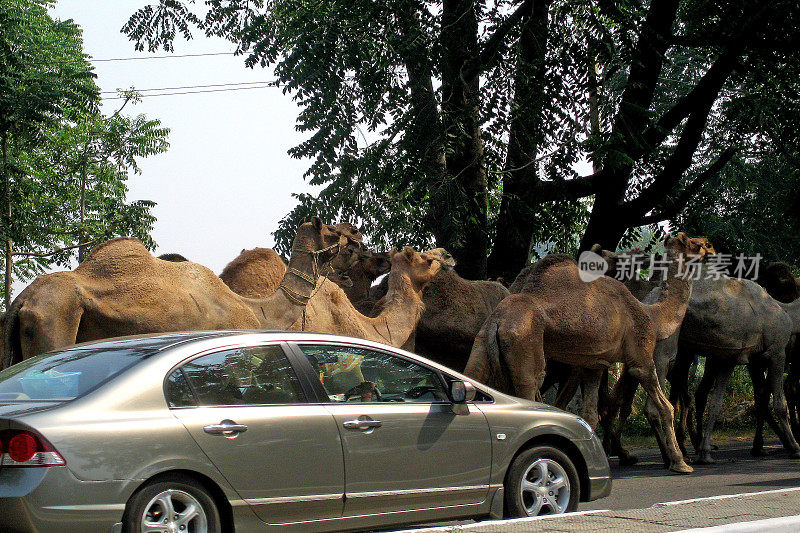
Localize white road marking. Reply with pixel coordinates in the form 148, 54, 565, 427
674, 515, 800, 533
651, 486, 800, 507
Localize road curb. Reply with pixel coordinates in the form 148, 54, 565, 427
674, 515, 800, 533
391, 487, 800, 532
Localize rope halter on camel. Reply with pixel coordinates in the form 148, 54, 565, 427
279, 234, 357, 307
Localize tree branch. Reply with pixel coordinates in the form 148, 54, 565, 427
461, 0, 530, 82
638, 148, 736, 225
639, 48, 739, 157
13, 238, 100, 259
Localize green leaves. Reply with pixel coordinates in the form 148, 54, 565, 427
0, 2, 169, 306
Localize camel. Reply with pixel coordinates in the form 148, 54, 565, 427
219, 243, 388, 306
219, 247, 287, 298
368, 265, 509, 370
760, 262, 800, 436
158, 253, 189, 262
761, 262, 800, 303
289, 247, 456, 348
1, 218, 358, 367
666, 271, 800, 463
465, 233, 712, 473
341, 249, 391, 313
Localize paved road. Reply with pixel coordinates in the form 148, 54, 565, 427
583, 438, 800, 511
397, 439, 800, 532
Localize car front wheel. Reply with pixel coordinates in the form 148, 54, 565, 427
504, 445, 580, 517
123, 474, 221, 533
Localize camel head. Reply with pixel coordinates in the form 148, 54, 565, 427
332, 222, 364, 246
325, 239, 362, 287
359, 249, 392, 280
761, 262, 800, 303
293, 217, 344, 259
664, 232, 715, 260
390, 247, 451, 292
422, 248, 456, 270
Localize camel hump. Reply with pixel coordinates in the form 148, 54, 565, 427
511, 253, 577, 293
223, 247, 284, 271
77, 238, 154, 277
220, 247, 287, 298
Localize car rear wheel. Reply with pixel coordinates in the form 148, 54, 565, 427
504, 445, 580, 517
123, 475, 221, 533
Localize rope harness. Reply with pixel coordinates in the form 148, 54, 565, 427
277, 239, 350, 330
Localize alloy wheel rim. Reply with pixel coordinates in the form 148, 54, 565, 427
519, 458, 571, 516
141, 489, 208, 533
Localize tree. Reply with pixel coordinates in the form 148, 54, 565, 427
0, 0, 96, 306
123, 0, 800, 280
0, 1, 169, 308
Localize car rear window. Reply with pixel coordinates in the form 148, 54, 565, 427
0, 340, 164, 402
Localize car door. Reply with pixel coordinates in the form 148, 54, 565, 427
165, 342, 344, 525
292, 343, 492, 516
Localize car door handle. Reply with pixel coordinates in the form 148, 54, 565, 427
343, 418, 382, 430
203, 421, 248, 436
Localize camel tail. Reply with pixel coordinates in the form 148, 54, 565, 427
465, 317, 513, 395
2, 297, 24, 369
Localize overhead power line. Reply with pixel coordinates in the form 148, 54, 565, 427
93, 52, 235, 62
100, 80, 281, 94
101, 83, 284, 100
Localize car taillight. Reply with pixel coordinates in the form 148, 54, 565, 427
0, 430, 66, 467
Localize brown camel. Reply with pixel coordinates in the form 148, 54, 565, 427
2, 218, 357, 367
219, 247, 287, 298
368, 265, 509, 370
290, 247, 455, 348
465, 233, 711, 473
342, 249, 391, 312
219, 244, 387, 304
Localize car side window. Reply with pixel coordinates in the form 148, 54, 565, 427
300, 344, 448, 403
166, 345, 305, 407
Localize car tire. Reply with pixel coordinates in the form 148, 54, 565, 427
504, 445, 580, 517
123, 474, 222, 533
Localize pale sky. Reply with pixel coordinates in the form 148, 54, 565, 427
48, 1, 315, 275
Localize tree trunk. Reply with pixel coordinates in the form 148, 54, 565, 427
2, 132, 11, 309
487, 0, 551, 281
394, 1, 448, 249
78, 158, 87, 263
440, 0, 488, 280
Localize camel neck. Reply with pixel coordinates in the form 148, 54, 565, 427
277, 243, 323, 304
647, 252, 693, 340
780, 298, 800, 334
377, 268, 425, 322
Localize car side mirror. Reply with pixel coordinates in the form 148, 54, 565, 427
450, 380, 476, 403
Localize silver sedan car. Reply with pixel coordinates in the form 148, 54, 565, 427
0, 331, 610, 532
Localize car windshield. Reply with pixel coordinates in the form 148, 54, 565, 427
0, 337, 171, 402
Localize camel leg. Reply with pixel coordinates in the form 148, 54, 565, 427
579, 368, 603, 430
694, 359, 735, 464
500, 321, 546, 403
553, 369, 581, 410
630, 364, 692, 473
693, 357, 718, 454
746, 361, 785, 456
748, 362, 768, 457
645, 349, 678, 467
668, 345, 695, 458
764, 348, 800, 458
605, 368, 640, 466
785, 340, 800, 438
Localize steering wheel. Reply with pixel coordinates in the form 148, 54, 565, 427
405, 385, 439, 400
343, 382, 382, 402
